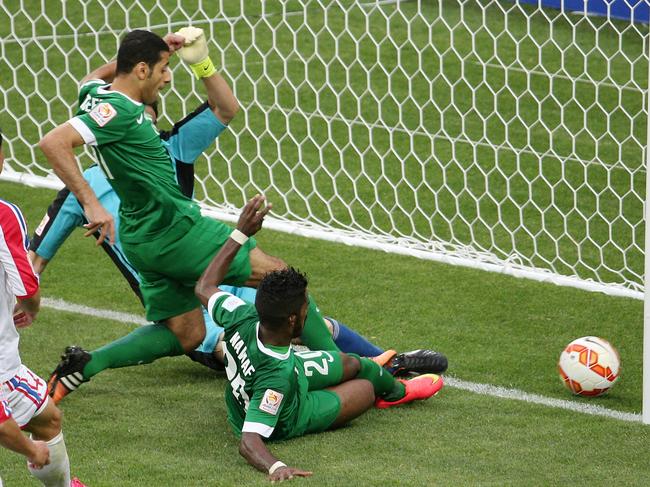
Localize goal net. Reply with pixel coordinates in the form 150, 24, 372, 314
0, 0, 647, 298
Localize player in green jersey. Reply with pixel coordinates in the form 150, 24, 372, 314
196, 195, 444, 482
39, 28, 338, 400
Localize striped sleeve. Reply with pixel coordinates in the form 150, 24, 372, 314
0, 201, 39, 298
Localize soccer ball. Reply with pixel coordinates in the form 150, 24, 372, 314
558, 336, 620, 397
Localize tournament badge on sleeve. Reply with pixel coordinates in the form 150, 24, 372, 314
260, 389, 283, 415
89, 103, 117, 127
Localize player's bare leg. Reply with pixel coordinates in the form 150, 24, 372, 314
327, 379, 375, 428
23, 401, 61, 442
340, 352, 362, 380
165, 307, 207, 352
23, 400, 74, 486
244, 247, 286, 286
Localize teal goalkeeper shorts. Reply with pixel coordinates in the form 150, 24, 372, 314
123, 215, 257, 322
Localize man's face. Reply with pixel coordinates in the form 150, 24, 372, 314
142, 51, 171, 105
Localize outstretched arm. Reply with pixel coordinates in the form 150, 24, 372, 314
201, 70, 239, 124
195, 195, 271, 307
38, 124, 115, 245
175, 26, 239, 124
240, 432, 312, 482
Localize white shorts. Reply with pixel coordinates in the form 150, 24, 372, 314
0, 364, 49, 428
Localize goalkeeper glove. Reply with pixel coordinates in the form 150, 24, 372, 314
176, 26, 216, 79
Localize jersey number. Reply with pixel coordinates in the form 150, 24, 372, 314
224, 346, 250, 409
80, 95, 99, 113
297, 350, 334, 377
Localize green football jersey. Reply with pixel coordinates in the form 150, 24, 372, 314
69, 80, 201, 243
208, 291, 310, 440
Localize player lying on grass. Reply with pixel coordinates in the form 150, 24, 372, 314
35, 49, 446, 403
0, 131, 86, 487
39, 27, 354, 407
195, 195, 444, 482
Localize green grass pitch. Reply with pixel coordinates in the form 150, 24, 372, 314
1, 1, 650, 485
0, 181, 649, 486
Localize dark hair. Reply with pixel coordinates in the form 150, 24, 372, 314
255, 267, 308, 329
116, 30, 169, 75
0, 128, 3, 149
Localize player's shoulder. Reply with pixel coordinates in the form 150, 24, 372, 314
79, 79, 105, 91
0, 199, 27, 228
78, 80, 109, 105
209, 291, 256, 319
252, 355, 295, 391
253, 343, 294, 374
0, 199, 28, 244
81, 99, 142, 132
78, 79, 105, 95
84, 85, 142, 114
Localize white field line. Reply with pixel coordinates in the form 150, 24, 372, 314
473, 61, 644, 94
445, 377, 642, 423
42, 297, 148, 326
257, 103, 638, 173
1, 1, 398, 43
42, 296, 642, 423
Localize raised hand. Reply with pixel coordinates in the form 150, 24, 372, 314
163, 33, 185, 54
175, 27, 209, 64
237, 194, 272, 237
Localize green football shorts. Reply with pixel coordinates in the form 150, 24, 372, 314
299, 389, 341, 436
123, 215, 257, 322
287, 351, 345, 438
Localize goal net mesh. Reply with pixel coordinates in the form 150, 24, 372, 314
0, 0, 647, 297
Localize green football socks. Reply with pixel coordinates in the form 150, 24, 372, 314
82, 323, 185, 379
352, 354, 406, 402
299, 294, 340, 351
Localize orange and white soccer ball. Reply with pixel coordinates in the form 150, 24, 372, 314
558, 336, 620, 397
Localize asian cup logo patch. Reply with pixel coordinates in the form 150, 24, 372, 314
259, 389, 283, 415
89, 102, 117, 127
